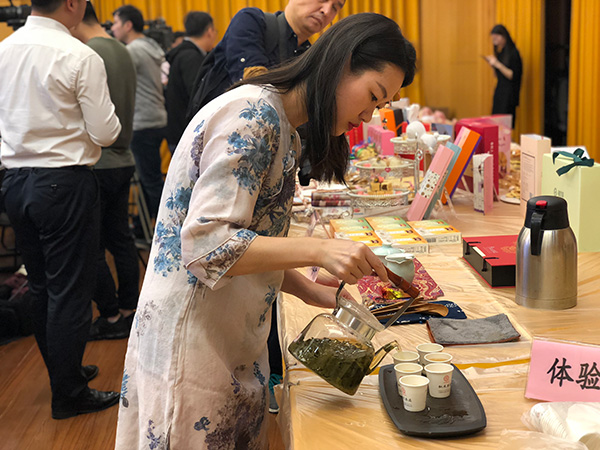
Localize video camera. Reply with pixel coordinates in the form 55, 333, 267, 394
100, 20, 114, 37
0, 1, 31, 31
2, 3, 174, 53
100, 18, 173, 53
144, 18, 173, 53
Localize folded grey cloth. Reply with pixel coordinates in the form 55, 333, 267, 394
426, 313, 520, 345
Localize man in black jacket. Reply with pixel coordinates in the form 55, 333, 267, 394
187, 1, 345, 121
165, 11, 216, 152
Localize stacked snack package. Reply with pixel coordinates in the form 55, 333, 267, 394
499, 142, 521, 203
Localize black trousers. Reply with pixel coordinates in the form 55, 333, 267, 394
130, 127, 166, 218
1, 167, 99, 401
268, 299, 283, 377
94, 166, 139, 317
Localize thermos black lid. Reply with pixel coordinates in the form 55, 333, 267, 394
524, 195, 570, 230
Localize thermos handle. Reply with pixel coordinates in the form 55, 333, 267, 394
531, 210, 545, 256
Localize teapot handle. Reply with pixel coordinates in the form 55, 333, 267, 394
368, 340, 399, 374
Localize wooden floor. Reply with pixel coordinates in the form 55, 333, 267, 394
0, 336, 285, 450
0, 250, 285, 449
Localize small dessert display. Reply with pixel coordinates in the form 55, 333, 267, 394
368, 176, 394, 195
353, 155, 411, 179
346, 154, 412, 208
347, 187, 410, 209
385, 120, 451, 194
390, 131, 451, 156
346, 138, 415, 209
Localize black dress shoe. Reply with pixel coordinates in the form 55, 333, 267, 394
89, 315, 130, 341
52, 388, 120, 420
82, 365, 99, 382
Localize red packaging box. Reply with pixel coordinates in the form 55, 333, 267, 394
462, 235, 518, 287
455, 119, 499, 193
346, 122, 364, 149
481, 114, 513, 177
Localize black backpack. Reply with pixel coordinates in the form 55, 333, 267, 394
0, 273, 33, 344
185, 12, 288, 123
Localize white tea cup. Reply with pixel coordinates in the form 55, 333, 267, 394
394, 363, 423, 396
423, 352, 453, 365
392, 350, 420, 366
416, 343, 444, 365
399, 375, 430, 412
424, 363, 454, 398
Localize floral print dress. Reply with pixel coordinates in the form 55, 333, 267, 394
115, 85, 299, 450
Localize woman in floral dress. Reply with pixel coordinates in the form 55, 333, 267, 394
115, 13, 417, 450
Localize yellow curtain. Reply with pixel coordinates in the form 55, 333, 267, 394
94, 0, 423, 103
567, 0, 599, 160
316, 0, 423, 104
495, 0, 544, 140
419, 0, 496, 121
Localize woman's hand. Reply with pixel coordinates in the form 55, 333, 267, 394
484, 55, 513, 80
314, 270, 342, 287
315, 239, 388, 285
484, 55, 499, 68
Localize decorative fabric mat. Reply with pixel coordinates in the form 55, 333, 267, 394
358, 259, 464, 326
358, 258, 444, 306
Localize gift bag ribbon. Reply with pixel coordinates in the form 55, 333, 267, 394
552, 148, 595, 175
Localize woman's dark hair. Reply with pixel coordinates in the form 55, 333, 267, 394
491, 24, 516, 54
237, 13, 417, 183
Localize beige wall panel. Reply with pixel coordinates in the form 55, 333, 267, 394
420, 0, 496, 120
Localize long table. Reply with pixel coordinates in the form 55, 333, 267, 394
276, 195, 600, 449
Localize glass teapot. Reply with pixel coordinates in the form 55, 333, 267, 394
288, 293, 399, 395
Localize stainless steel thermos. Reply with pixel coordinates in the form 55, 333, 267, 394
515, 196, 578, 309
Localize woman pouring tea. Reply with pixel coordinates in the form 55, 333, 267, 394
115, 12, 416, 449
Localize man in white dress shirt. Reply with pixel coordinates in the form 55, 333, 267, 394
0, 0, 122, 419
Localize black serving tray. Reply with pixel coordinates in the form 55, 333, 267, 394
378, 364, 486, 438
